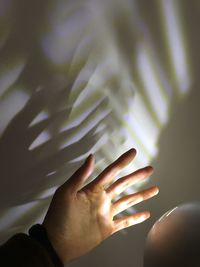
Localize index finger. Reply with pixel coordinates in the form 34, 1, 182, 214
87, 148, 136, 189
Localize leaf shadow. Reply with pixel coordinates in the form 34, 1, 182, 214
0, 76, 110, 211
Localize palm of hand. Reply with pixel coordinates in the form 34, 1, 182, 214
43, 149, 159, 264
71, 188, 112, 246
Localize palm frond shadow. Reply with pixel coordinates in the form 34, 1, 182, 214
0, 81, 110, 211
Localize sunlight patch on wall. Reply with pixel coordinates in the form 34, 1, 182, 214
159, 0, 191, 95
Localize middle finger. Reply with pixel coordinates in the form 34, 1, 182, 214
106, 166, 153, 198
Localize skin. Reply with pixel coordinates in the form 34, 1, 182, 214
43, 148, 159, 265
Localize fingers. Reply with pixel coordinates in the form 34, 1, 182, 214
88, 148, 136, 190
60, 154, 95, 194
112, 186, 159, 216
106, 166, 153, 198
113, 211, 150, 233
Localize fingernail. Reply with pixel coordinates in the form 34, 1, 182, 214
147, 166, 154, 173
146, 212, 151, 219
85, 154, 93, 163
142, 212, 150, 221
129, 148, 136, 154
154, 187, 159, 195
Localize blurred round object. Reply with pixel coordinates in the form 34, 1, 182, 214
144, 202, 200, 267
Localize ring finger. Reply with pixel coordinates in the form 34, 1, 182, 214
112, 186, 159, 217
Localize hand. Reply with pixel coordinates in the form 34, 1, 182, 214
43, 148, 159, 264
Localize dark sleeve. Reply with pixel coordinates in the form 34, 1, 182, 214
0, 233, 55, 267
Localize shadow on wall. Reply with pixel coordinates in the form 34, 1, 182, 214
0, 0, 141, 244
0, 86, 103, 209
0, 0, 104, 210
142, 0, 200, 224
139, 86, 200, 252
0, 0, 54, 95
